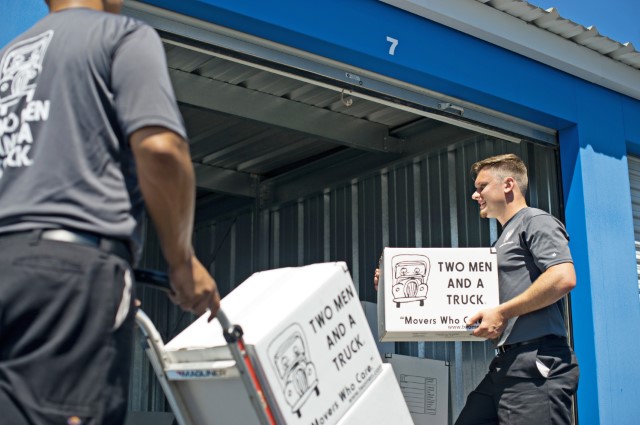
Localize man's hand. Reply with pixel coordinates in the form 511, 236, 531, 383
374, 268, 380, 291
466, 307, 506, 340
169, 255, 220, 321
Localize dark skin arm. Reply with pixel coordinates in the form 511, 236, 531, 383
130, 127, 220, 319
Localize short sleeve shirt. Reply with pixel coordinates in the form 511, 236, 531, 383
0, 8, 187, 260
494, 207, 573, 345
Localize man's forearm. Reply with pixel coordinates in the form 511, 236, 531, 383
498, 262, 576, 320
131, 127, 195, 268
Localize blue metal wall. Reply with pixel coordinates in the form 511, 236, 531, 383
0, 0, 47, 47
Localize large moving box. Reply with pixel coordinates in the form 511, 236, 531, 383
377, 247, 499, 341
165, 262, 384, 425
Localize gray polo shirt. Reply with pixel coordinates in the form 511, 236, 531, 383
0, 8, 186, 261
495, 207, 573, 345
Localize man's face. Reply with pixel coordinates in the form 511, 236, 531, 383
472, 168, 505, 219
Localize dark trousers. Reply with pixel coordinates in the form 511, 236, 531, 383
455, 338, 579, 425
0, 232, 135, 425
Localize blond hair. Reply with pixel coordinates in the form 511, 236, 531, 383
471, 154, 529, 195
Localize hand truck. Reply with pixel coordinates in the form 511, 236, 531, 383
133, 269, 277, 425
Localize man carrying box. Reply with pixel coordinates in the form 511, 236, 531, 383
374, 153, 579, 424
455, 154, 579, 425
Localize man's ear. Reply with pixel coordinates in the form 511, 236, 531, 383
503, 176, 516, 193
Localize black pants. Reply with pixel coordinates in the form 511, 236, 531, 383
455, 338, 579, 425
0, 232, 135, 425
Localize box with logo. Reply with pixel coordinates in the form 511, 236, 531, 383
377, 247, 499, 341
165, 262, 383, 425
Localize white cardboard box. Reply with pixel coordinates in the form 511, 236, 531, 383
377, 247, 499, 341
166, 262, 382, 425
383, 354, 449, 425
336, 363, 414, 425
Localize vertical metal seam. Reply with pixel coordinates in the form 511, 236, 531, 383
414, 161, 423, 248
351, 182, 360, 292
252, 177, 260, 274
381, 172, 389, 248
438, 155, 446, 245
448, 150, 465, 416
261, 209, 270, 270
230, 220, 236, 287
324, 190, 331, 261
298, 199, 304, 266
448, 151, 459, 248
414, 161, 426, 358
209, 223, 217, 276
273, 209, 280, 268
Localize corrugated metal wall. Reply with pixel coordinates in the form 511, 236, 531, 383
627, 155, 640, 296
130, 135, 562, 423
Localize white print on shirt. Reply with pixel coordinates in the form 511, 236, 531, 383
499, 228, 515, 248
0, 30, 53, 179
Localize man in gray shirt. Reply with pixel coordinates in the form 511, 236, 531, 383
0, 1, 220, 423
455, 154, 579, 424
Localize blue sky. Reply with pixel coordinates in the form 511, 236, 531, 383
532, 0, 640, 47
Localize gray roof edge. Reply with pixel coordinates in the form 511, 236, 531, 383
381, 0, 640, 101
479, 0, 640, 71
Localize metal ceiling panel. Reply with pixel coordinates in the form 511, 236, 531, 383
170, 67, 408, 153
159, 41, 440, 200
152, 25, 553, 204
163, 43, 210, 72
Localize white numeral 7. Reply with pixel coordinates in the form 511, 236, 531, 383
386, 36, 399, 56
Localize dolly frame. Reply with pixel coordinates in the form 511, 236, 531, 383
134, 269, 277, 425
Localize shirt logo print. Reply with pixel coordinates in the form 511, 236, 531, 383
0, 30, 53, 179
0, 31, 52, 114
499, 228, 515, 248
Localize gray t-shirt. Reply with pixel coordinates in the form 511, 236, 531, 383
495, 207, 573, 345
0, 8, 186, 260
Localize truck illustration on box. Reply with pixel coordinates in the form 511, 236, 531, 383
391, 254, 430, 308
268, 323, 319, 418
